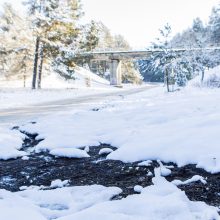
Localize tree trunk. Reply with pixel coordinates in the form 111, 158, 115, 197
23, 75, 26, 88
201, 70, 205, 83
32, 36, 40, 89
37, 44, 44, 89
166, 69, 170, 92
88, 60, 92, 71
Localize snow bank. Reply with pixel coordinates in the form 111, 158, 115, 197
189, 66, 220, 88
73, 67, 110, 87
21, 87, 220, 173
0, 66, 109, 90
40, 66, 110, 89
0, 127, 26, 160
0, 189, 46, 220
56, 169, 219, 220
0, 174, 218, 220
0, 185, 122, 220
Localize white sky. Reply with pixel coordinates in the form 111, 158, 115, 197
1, 0, 220, 48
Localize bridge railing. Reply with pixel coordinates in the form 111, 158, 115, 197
75, 46, 220, 57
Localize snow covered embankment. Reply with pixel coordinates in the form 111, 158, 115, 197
0, 66, 113, 109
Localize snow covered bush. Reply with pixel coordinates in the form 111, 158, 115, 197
203, 72, 220, 88
189, 66, 220, 88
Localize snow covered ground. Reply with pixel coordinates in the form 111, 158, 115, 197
1, 67, 220, 219
0, 87, 117, 110
0, 67, 118, 110
0, 169, 219, 220
16, 86, 220, 174
190, 65, 220, 88
0, 66, 110, 89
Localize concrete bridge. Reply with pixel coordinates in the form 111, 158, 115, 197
75, 47, 220, 87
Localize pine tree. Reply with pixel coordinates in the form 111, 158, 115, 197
80, 20, 100, 52
0, 3, 33, 82
139, 24, 197, 90
48, 0, 83, 79
209, 4, 220, 44
25, 0, 83, 88
151, 24, 177, 91
95, 22, 115, 50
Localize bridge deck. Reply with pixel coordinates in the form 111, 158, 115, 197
75, 47, 220, 60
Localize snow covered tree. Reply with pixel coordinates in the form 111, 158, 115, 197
50, 0, 83, 80
149, 24, 178, 91
137, 59, 164, 82
192, 17, 204, 33
138, 24, 198, 90
209, 4, 220, 44
113, 34, 130, 50
96, 22, 115, 50
139, 4, 220, 86
80, 20, 100, 52
169, 17, 218, 83
25, 0, 83, 88
25, 0, 56, 88
121, 61, 143, 84
0, 3, 33, 83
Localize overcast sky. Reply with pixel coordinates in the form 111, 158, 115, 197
1, 0, 220, 48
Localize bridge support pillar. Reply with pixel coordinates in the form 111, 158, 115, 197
110, 59, 122, 87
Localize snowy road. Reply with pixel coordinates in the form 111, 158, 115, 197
0, 85, 156, 124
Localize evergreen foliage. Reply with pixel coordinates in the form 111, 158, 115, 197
25, 0, 83, 88
0, 3, 33, 83
138, 4, 220, 89
2, 1, 220, 88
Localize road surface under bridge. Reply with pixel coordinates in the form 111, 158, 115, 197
75, 47, 220, 87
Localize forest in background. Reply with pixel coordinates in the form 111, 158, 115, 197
139, 3, 220, 87
1, 0, 220, 89
0, 0, 142, 88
